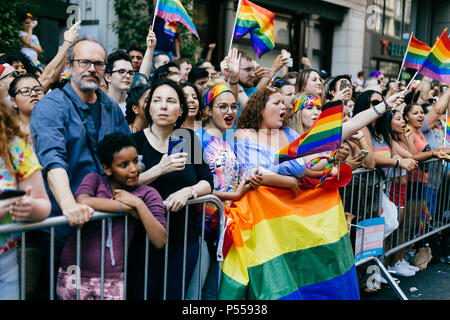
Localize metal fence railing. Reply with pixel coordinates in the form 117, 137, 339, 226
0, 194, 225, 301
341, 159, 450, 300
1, 160, 448, 300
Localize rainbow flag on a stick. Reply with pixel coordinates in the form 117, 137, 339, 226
155, 0, 199, 40
218, 186, 360, 300
404, 35, 432, 70
233, 0, 275, 58
418, 28, 450, 83
275, 101, 343, 162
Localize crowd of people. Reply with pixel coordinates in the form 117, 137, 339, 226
0, 13, 449, 301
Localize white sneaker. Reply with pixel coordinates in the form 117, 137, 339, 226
375, 273, 400, 285
400, 259, 420, 272
388, 261, 416, 277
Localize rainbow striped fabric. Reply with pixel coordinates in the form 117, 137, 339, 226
218, 186, 360, 300
233, 0, 275, 58
276, 101, 343, 161
163, 21, 177, 38
404, 35, 431, 70
204, 83, 232, 107
418, 28, 450, 83
156, 0, 199, 40
446, 113, 450, 143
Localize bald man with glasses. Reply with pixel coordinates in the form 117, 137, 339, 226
29, 36, 131, 299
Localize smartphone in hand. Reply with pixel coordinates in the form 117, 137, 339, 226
0, 189, 26, 200
168, 136, 185, 155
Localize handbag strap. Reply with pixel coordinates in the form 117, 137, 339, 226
61, 88, 102, 173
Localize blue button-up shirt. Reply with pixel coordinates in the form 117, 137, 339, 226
30, 82, 131, 240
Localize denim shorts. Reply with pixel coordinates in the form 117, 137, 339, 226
0, 248, 19, 300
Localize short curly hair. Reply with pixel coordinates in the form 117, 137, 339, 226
237, 86, 287, 130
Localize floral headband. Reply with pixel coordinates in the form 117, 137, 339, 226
293, 95, 321, 113
204, 83, 232, 107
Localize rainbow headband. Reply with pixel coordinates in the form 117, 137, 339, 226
27, 13, 33, 19
204, 83, 232, 107
293, 95, 321, 113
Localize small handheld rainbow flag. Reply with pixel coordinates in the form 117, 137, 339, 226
233, 0, 275, 58
275, 101, 343, 162
155, 0, 199, 40
404, 35, 432, 70
418, 28, 450, 83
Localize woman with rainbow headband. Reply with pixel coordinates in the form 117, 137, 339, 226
188, 79, 262, 300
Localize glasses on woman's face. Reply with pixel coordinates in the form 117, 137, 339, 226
15, 85, 44, 97
214, 103, 239, 114
370, 99, 382, 106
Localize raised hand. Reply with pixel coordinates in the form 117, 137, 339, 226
64, 20, 81, 44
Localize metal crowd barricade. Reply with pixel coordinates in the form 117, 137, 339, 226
0, 194, 225, 301
341, 158, 450, 300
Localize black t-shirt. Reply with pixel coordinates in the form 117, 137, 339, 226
131, 128, 214, 246
86, 98, 101, 139
153, 16, 177, 53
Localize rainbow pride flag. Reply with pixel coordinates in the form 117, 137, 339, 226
156, 0, 199, 40
418, 28, 450, 83
218, 186, 359, 300
233, 0, 275, 58
163, 21, 177, 38
404, 35, 431, 70
276, 101, 343, 162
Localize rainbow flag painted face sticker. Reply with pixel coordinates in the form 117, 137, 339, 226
204, 83, 232, 107
293, 95, 322, 113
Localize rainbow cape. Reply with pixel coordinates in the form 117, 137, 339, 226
404, 35, 431, 70
276, 101, 343, 162
233, 0, 275, 58
218, 186, 359, 300
156, 0, 199, 40
418, 28, 450, 83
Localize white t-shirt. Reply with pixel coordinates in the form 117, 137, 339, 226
18, 31, 40, 66
118, 102, 127, 117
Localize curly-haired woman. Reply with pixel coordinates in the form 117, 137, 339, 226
0, 99, 50, 299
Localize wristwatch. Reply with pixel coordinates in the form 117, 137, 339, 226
189, 187, 198, 199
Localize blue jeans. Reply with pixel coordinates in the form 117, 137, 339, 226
0, 248, 19, 300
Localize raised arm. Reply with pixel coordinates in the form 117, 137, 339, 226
19, 24, 43, 54
256, 54, 288, 90
425, 86, 450, 129
38, 21, 80, 92
342, 91, 406, 140
205, 43, 216, 62
138, 26, 157, 79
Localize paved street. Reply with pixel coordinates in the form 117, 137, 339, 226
362, 232, 450, 300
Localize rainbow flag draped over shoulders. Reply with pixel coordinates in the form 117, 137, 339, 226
233, 0, 275, 58
404, 35, 431, 70
156, 0, 199, 40
275, 101, 343, 162
418, 28, 450, 83
218, 186, 359, 300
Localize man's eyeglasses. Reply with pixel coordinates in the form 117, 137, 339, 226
111, 69, 135, 77
240, 67, 255, 73
72, 59, 106, 71
215, 104, 239, 114
15, 86, 44, 97
0, 70, 19, 81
